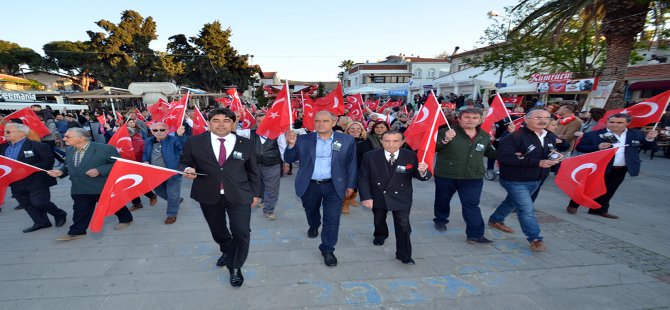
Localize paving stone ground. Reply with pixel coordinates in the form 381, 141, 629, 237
1, 154, 669, 309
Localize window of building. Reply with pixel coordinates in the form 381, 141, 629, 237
373, 76, 385, 83
414, 69, 422, 78
428, 69, 436, 78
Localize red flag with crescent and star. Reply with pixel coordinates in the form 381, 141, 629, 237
161, 96, 188, 133
147, 98, 173, 122
0, 155, 43, 205
593, 90, 670, 131
366, 99, 380, 112
91, 158, 178, 232
226, 88, 244, 112
239, 108, 256, 129
132, 108, 147, 122
256, 85, 292, 139
0, 124, 7, 144
412, 92, 448, 174
302, 93, 315, 131
345, 94, 365, 121
107, 124, 135, 161
404, 93, 447, 150
4, 108, 51, 138
377, 99, 402, 113
191, 105, 208, 135
481, 94, 511, 137
313, 82, 345, 116
554, 148, 618, 209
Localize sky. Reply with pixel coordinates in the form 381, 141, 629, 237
2, 0, 520, 82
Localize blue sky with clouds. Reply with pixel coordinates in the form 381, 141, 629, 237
3, 0, 519, 81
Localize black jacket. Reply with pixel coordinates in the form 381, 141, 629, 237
0, 139, 56, 190
575, 128, 655, 177
497, 126, 559, 182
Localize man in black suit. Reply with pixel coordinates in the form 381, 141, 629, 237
181, 107, 261, 288
358, 130, 431, 264
47, 128, 133, 241
1, 123, 66, 232
566, 113, 657, 218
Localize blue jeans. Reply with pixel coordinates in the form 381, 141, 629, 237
153, 176, 182, 216
489, 179, 542, 242
433, 177, 485, 238
300, 181, 342, 253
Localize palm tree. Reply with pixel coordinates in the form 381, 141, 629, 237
339, 59, 355, 70
512, 0, 666, 109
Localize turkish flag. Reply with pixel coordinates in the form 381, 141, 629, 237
226, 88, 244, 112
313, 82, 345, 115
4, 108, 51, 138
401, 104, 409, 116
215, 96, 233, 107
345, 94, 365, 121
162, 95, 188, 133
133, 108, 147, 122
148, 98, 173, 122
594, 90, 670, 130
107, 124, 135, 160
366, 99, 380, 112
239, 108, 256, 129
511, 116, 525, 132
115, 111, 124, 123
0, 155, 43, 205
96, 115, 106, 126
404, 93, 447, 150
302, 93, 315, 131
90, 158, 178, 232
377, 99, 402, 113
555, 148, 618, 209
481, 94, 511, 137
256, 84, 292, 139
412, 92, 448, 174
191, 105, 208, 135
0, 125, 7, 144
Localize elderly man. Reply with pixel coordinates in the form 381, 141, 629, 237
1, 123, 66, 232
488, 109, 562, 252
566, 113, 657, 218
47, 128, 133, 241
237, 112, 286, 220
554, 104, 583, 153
433, 108, 497, 244
284, 111, 357, 267
143, 122, 186, 224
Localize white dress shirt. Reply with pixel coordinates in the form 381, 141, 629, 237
384, 150, 400, 163
609, 129, 627, 167
211, 132, 236, 194
535, 129, 548, 147
236, 129, 287, 160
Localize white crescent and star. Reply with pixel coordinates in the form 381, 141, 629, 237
118, 137, 131, 143
570, 163, 598, 183
623, 102, 658, 118
242, 119, 251, 128
0, 165, 12, 178
486, 107, 494, 118
333, 97, 339, 108
414, 106, 430, 124
111, 174, 143, 197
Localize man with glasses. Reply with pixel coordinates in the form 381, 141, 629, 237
1, 123, 67, 232
142, 122, 186, 224
47, 128, 133, 241
488, 109, 562, 252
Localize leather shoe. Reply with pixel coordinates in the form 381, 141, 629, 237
466, 236, 494, 244
566, 206, 578, 214
56, 234, 85, 241
149, 195, 158, 206
55, 216, 67, 227
114, 222, 132, 230
322, 252, 337, 267
307, 227, 318, 238
22, 224, 51, 233
434, 222, 447, 232
216, 253, 228, 267
165, 216, 177, 225
14, 205, 24, 210
488, 221, 514, 233
228, 268, 244, 287
399, 258, 416, 265
373, 238, 385, 246
593, 212, 619, 219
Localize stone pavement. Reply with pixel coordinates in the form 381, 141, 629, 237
1, 155, 669, 309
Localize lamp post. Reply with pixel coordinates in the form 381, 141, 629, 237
487, 10, 512, 88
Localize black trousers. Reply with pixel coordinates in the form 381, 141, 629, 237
12, 186, 66, 226
372, 208, 412, 260
69, 194, 133, 235
568, 167, 627, 214
199, 194, 251, 269
131, 191, 157, 205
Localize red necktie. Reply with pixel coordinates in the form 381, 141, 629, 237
218, 138, 226, 190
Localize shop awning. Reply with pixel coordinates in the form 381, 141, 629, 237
0, 102, 89, 111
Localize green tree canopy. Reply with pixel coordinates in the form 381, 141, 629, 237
0, 40, 43, 75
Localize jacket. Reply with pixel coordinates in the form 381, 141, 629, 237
497, 126, 559, 182
434, 126, 496, 179
575, 128, 655, 177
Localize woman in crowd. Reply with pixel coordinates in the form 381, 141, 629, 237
363, 120, 390, 151
341, 121, 369, 214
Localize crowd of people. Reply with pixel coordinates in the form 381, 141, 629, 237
0, 97, 661, 287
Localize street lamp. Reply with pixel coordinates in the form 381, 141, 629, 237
487, 11, 512, 88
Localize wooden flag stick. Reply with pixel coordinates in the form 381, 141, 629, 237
0, 155, 48, 172
110, 156, 206, 176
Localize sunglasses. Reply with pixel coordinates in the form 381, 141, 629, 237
152, 129, 167, 132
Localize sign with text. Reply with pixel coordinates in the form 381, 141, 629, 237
0, 92, 37, 101
536, 77, 599, 94
529, 72, 573, 83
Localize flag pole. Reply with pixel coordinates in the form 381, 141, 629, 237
180, 91, 190, 127
286, 80, 294, 131
431, 90, 451, 130
111, 156, 206, 176
497, 93, 513, 123
0, 155, 48, 172
421, 91, 443, 163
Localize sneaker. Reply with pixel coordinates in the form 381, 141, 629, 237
488, 221, 514, 234
530, 239, 547, 252
264, 212, 276, 220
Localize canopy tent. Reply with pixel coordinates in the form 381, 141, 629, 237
344, 86, 388, 95
497, 83, 538, 94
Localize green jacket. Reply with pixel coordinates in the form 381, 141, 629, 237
59, 142, 119, 195
434, 126, 496, 179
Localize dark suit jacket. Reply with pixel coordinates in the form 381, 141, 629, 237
358, 148, 431, 211
179, 132, 261, 206
0, 139, 56, 190
59, 142, 119, 194
575, 128, 655, 177
283, 131, 357, 200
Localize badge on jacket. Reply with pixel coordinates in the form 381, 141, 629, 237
332, 141, 342, 151
396, 164, 412, 174
475, 143, 485, 152
630, 140, 640, 147
23, 150, 34, 158
232, 151, 244, 160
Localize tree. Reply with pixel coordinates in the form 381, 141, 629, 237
0, 40, 43, 75
337, 59, 355, 81
510, 0, 667, 109
317, 82, 326, 97
43, 40, 94, 75
255, 82, 269, 108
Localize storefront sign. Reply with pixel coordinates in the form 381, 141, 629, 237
388, 89, 408, 96
536, 77, 599, 94
529, 72, 573, 83
0, 92, 37, 101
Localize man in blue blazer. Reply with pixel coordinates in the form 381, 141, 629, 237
566, 113, 657, 218
284, 110, 357, 267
